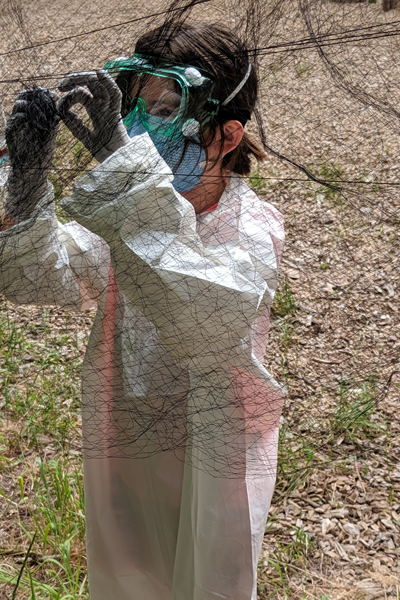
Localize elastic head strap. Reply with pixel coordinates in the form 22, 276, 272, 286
221, 63, 252, 107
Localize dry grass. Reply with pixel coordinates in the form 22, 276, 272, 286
0, 0, 400, 598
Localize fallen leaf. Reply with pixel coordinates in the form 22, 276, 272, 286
321, 518, 332, 535
343, 522, 360, 537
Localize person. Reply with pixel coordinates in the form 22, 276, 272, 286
0, 21, 285, 600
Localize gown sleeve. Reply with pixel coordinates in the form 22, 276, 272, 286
61, 133, 281, 368
0, 169, 110, 310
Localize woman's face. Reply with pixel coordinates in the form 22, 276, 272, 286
128, 73, 244, 212
129, 75, 181, 122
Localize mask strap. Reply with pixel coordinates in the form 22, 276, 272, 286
221, 63, 252, 107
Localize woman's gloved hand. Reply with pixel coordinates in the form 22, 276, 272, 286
5, 86, 60, 223
5, 86, 60, 222
58, 70, 130, 163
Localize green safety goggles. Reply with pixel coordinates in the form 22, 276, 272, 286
104, 54, 220, 138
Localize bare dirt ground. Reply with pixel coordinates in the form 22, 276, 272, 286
0, 0, 399, 598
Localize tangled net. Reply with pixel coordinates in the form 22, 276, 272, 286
0, 0, 399, 482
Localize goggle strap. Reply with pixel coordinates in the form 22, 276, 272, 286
221, 63, 252, 107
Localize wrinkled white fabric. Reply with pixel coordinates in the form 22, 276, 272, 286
0, 133, 285, 600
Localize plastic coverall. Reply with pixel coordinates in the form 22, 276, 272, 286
0, 133, 285, 600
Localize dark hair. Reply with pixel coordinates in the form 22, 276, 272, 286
116, 22, 266, 176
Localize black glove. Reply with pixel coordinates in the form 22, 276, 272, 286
58, 70, 129, 163
5, 86, 60, 222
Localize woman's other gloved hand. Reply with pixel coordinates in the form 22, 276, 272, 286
5, 86, 60, 223
58, 70, 130, 163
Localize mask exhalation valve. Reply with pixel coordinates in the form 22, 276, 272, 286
181, 118, 200, 137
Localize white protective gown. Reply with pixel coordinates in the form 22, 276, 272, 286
0, 133, 285, 600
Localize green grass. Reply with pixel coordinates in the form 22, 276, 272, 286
0, 274, 391, 600
276, 427, 317, 495
316, 163, 346, 207
0, 539, 89, 599
270, 281, 298, 390
72, 142, 85, 166
0, 309, 83, 451
48, 123, 95, 224
0, 452, 87, 598
332, 377, 384, 442
278, 320, 297, 351
271, 282, 297, 319
276, 377, 384, 496
295, 61, 310, 79
0, 301, 89, 599
258, 526, 314, 597
267, 55, 285, 74
249, 171, 267, 192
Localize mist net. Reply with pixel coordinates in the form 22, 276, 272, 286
0, 0, 288, 483
0, 0, 399, 486
1, 0, 400, 598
